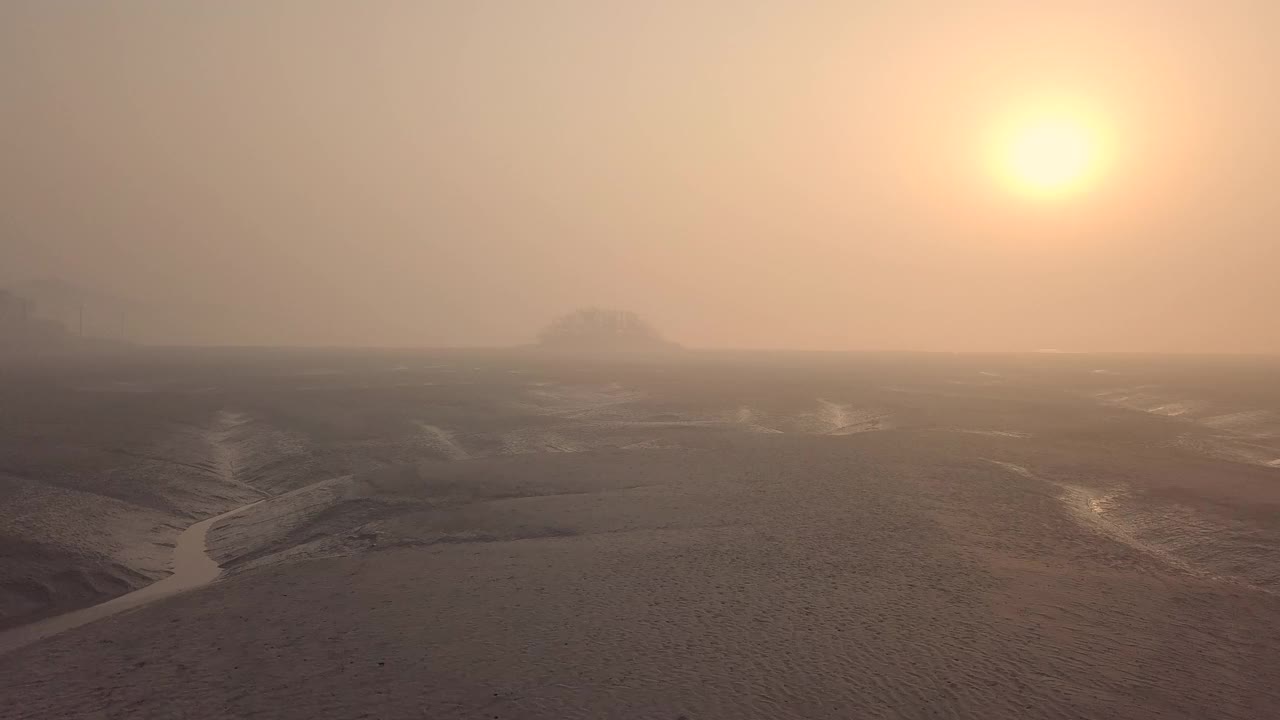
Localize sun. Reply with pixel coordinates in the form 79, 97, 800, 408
992, 103, 1109, 199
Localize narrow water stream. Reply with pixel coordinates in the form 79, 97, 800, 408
0, 500, 261, 656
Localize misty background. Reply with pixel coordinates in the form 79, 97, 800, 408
3, 2, 1278, 352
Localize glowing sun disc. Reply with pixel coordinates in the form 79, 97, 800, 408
993, 104, 1108, 198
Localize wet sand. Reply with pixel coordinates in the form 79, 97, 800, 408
2, 350, 1279, 719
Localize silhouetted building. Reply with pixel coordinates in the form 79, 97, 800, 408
0, 288, 109, 354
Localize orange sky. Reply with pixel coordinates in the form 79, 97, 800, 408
3, 2, 1278, 351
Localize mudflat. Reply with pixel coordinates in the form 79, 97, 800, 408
2, 350, 1278, 719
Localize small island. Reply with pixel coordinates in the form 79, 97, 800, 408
536, 307, 679, 352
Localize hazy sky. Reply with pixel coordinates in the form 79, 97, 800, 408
3, 2, 1278, 351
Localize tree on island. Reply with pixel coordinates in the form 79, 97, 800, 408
537, 308, 677, 351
